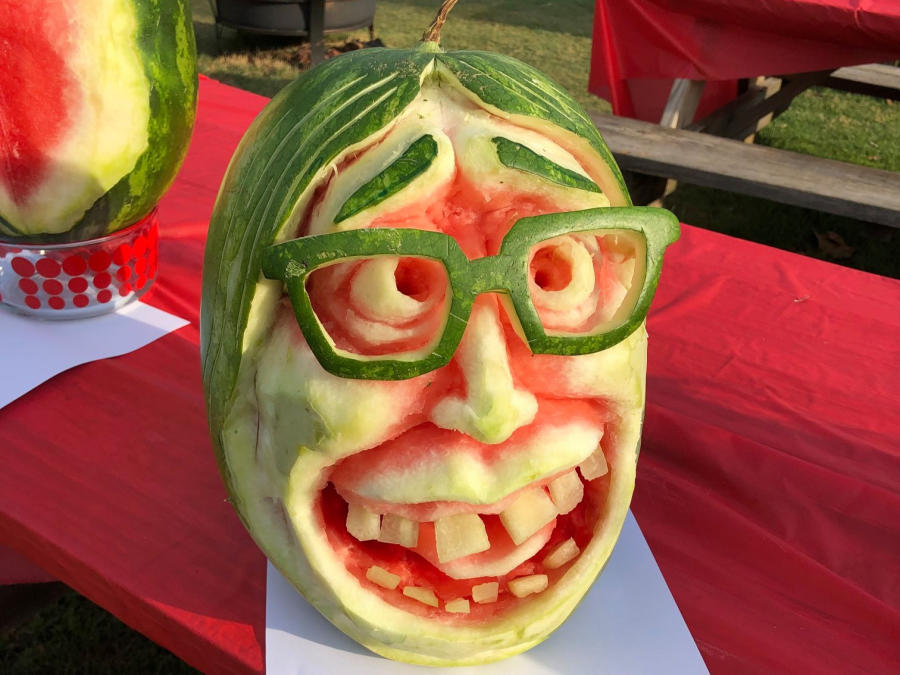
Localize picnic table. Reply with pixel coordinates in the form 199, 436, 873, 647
588, 0, 900, 225
589, 0, 900, 122
1, 74, 898, 674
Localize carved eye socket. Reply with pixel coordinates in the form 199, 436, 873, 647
527, 232, 643, 336
531, 245, 574, 291
393, 258, 440, 301
306, 256, 449, 357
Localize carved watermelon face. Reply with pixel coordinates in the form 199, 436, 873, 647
202, 43, 678, 665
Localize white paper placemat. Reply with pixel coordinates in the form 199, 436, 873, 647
266, 511, 708, 674
0, 302, 189, 410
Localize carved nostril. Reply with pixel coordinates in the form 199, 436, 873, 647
429, 299, 537, 444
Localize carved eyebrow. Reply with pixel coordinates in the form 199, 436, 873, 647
335, 134, 439, 223
492, 136, 601, 193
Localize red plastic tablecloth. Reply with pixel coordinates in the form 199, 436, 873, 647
1, 75, 899, 674
589, 0, 900, 121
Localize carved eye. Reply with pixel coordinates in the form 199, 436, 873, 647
528, 231, 642, 336
306, 256, 449, 357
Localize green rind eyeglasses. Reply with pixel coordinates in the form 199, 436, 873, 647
261, 206, 680, 380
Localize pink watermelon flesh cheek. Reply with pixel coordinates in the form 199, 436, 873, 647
0, 3, 79, 204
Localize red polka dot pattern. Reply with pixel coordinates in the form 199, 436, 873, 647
89, 250, 111, 272
19, 278, 38, 294
113, 244, 131, 265
43, 279, 63, 295
68, 277, 88, 293
0, 209, 159, 316
12, 257, 35, 277
63, 255, 87, 276
36, 258, 61, 278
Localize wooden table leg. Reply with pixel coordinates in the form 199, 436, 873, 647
689, 70, 830, 140
639, 79, 706, 205
660, 79, 706, 130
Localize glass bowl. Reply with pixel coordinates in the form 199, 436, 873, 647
0, 209, 158, 320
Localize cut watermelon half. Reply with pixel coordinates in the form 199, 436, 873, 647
0, 0, 196, 240
203, 40, 677, 665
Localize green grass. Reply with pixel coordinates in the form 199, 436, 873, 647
1, 587, 198, 675
664, 87, 900, 278
6, 2, 899, 673
758, 87, 899, 171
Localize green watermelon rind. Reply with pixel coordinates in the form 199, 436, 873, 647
438, 50, 629, 201
335, 133, 439, 223
259, 207, 678, 380
492, 136, 603, 193
0, 0, 197, 243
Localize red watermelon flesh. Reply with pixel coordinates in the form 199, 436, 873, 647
320, 475, 609, 623
0, 2, 78, 204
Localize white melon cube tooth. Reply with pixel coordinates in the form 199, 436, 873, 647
346, 503, 381, 541
547, 470, 584, 514
499, 487, 558, 546
579, 447, 609, 481
403, 586, 439, 607
379, 513, 419, 547
444, 598, 471, 614
434, 513, 490, 563
508, 574, 549, 598
471, 581, 499, 604
366, 565, 401, 590
542, 538, 580, 570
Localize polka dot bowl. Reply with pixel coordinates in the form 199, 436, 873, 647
0, 209, 158, 320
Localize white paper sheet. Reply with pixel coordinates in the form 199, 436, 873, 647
266, 511, 708, 674
0, 302, 189, 410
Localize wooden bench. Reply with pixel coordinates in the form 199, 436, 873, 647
825, 63, 900, 101
591, 112, 900, 227
591, 64, 900, 227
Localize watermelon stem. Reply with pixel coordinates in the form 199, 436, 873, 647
422, 0, 459, 44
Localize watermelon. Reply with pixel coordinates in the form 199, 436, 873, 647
0, 0, 197, 242
201, 5, 679, 665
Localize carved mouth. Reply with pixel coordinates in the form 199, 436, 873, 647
318, 420, 615, 621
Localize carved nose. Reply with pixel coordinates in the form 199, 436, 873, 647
429, 298, 537, 444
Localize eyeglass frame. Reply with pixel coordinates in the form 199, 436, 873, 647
260, 206, 679, 380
